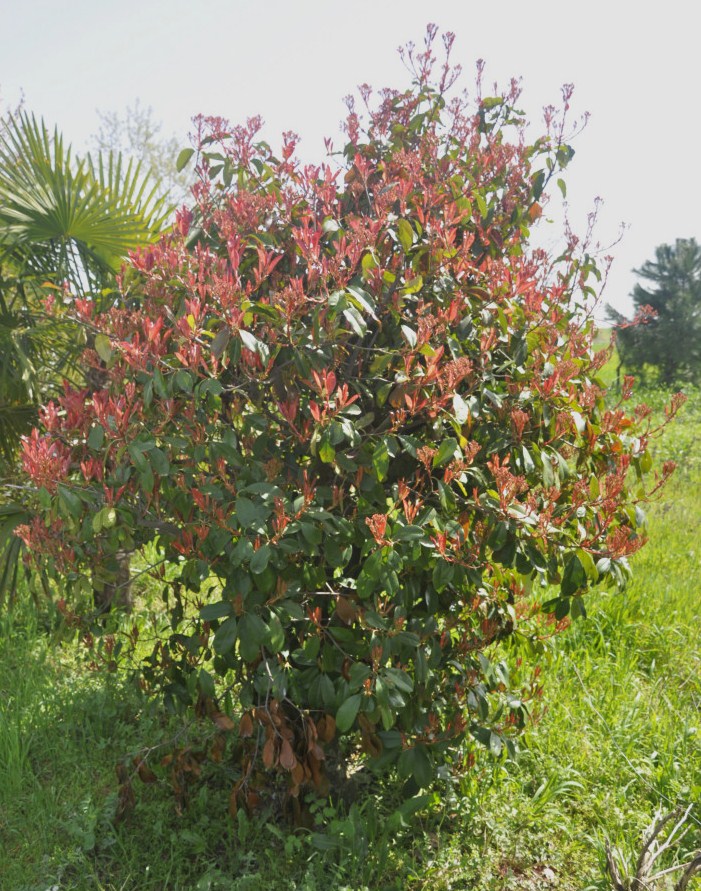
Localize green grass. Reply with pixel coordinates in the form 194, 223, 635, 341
1, 387, 700, 890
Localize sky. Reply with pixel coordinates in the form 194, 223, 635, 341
2, 0, 699, 318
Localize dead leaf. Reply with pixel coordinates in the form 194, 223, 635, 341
335, 595, 358, 624
210, 734, 225, 763
134, 757, 157, 784
291, 761, 305, 786
279, 738, 297, 771
262, 737, 277, 769
212, 711, 235, 732
239, 712, 254, 738
317, 714, 336, 743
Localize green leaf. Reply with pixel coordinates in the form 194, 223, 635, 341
58, 485, 82, 519
348, 663, 372, 690
400, 325, 417, 348
372, 439, 390, 482
87, 425, 105, 450
575, 548, 598, 582
250, 544, 271, 574
433, 437, 459, 467
92, 507, 114, 533
266, 614, 285, 653
397, 219, 414, 253
401, 275, 423, 295
200, 601, 233, 621
387, 794, 433, 830
346, 284, 377, 319
213, 616, 238, 654
238, 613, 268, 661
235, 497, 264, 530
176, 148, 195, 171
239, 329, 258, 353
489, 732, 503, 756
336, 693, 362, 732
384, 667, 413, 693
149, 447, 170, 476
239, 329, 269, 364
411, 746, 432, 788
198, 668, 216, 699
560, 553, 587, 597
319, 439, 336, 464
394, 525, 424, 542
531, 169, 546, 201
432, 559, 454, 592
174, 369, 193, 393
139, 464, 155, 493
128, 442, 149, 472
596, 557, 612, 576
343, 306, 367, 337
94, 334, 113, 364
211, 327, 231, 359
452, 394, 469, 425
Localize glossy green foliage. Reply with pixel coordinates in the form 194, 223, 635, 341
16, 31, 671, 800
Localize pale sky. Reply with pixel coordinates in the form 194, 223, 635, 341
2, 0, 700, 318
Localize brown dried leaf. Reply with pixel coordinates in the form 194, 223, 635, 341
246, 790, 261, 811
335, 595, 358, 624
239, 712, 254, 738
308, 752, 323, 786
318, 714, 336, 743
279, 738, 297, 771
305, 721, 317, 746
291, 761, 305, 786
116, 779, 135, 821
358, 713, 374, 735
212, 711, 236, 732
389, 382, 410, 409
262, 736, 277, 769
210, 734, 225, 763
361, 732, 383, 758
135, 759, 157, 784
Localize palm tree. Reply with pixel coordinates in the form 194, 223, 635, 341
0, 111, 173, 605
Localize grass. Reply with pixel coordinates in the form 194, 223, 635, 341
1, 384, 700, 890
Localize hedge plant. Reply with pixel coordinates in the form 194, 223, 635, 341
16, 28, 676, 807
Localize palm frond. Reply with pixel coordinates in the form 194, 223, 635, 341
0, 403, 36, 463
0, 502, 30, 609
0, 112, 172, 281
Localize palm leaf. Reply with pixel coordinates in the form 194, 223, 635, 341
0, 112, 172, 281
0, 502, 30, 609
0, 403, 36, 464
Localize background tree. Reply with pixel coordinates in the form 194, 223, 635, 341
92, 100, 193, 207
607, 238, 701, 384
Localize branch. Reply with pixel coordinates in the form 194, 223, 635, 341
675, 854, 701, 891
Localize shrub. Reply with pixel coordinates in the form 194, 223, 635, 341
15, 29, 676, 804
